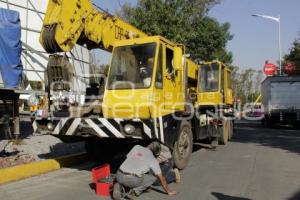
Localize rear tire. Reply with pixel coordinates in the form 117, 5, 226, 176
219, 119, 229, 145
293, 122, 300, 129
211, 137, 218, 148
0, 116, 13, 139
173, 121, 193, 170
228, 120, 234, 140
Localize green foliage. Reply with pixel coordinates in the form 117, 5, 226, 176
229, 65, 264, 104
284, 35, 300, 73
119, 0, 233, 64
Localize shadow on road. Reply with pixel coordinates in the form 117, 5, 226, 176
233, 120, 300, 155
287, 189, 300, 200
211, 192, 251, 200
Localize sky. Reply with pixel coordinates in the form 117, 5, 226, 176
93, 0, 300, 70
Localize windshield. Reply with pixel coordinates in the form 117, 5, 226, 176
199, 63, 220, 92
107, 43, 157, 89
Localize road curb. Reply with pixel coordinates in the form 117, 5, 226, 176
0, 152, 87, 185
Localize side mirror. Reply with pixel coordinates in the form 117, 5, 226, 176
173, 47, 184, 71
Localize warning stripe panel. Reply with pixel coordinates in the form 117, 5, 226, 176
85, 119, 109, 138
36, 117, 165, 142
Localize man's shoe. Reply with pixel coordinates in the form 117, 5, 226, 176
173, 168, 181, 183
125, 189, 137, 200
112, 182, 122, 200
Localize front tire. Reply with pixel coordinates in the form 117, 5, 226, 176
173, 121, 193, 170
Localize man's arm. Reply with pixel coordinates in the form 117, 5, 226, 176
157, 174, 177, 196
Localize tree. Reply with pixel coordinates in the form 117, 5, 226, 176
228, 65, 264, 104
119, 0, 233, 64
284, 35, 300, 74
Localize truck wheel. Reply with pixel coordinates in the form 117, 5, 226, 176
219, 119, 229, 145
264, 115, 274, 128
0, 119, 13, 139
265, 117, 273, 128
293, 122, 300, 129
173, 121, 193, 170
211, 137, 219, 148
208, 124, 219, 148
228, 120, 234, 140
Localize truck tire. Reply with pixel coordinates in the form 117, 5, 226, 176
261, 118, 265, 126
228, 120, 234, 140
265, 117, 273, 128
293, 122, 300, 129
219, 119, 229, 145
0, 116, 13, 139
208, 124, 219, 148
211, 137, 219, 148
172, 121, 193, 170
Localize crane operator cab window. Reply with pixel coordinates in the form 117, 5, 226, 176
199, 63, 220, 92
107, 43, 156, 89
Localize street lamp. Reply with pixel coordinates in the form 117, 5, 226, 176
252, 14, 282, 75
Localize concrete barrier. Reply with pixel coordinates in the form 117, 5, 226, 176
0, 153, 87, 185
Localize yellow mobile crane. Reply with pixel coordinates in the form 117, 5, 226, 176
35, 0, 234, 169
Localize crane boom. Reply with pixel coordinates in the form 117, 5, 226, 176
40, 0, 147, 53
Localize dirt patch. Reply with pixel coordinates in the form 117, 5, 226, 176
0, 154, 36, 168
0, 135, 85, 169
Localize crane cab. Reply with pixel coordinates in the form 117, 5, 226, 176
102, 36, 185, 120
193, 61, 234, 145
197, 61, 233, 108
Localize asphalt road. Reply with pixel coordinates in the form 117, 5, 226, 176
1, 120, 300, 200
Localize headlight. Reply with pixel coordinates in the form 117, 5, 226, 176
60, 91, 69, 103
47, 122, 54, 131
124, 124, 136, 135
28, 95, 40, 106
68, 95, 76, 105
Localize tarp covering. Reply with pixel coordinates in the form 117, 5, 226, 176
0, 8, 22, 88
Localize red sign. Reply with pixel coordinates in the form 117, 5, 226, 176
264, 61, 277, 76
284, 62, 296, 75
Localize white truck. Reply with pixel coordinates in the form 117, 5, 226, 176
261, 76, 300, 127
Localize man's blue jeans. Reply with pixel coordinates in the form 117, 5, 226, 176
153, 159, 176, 186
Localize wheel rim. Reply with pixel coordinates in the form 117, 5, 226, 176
178, 128, 191, 159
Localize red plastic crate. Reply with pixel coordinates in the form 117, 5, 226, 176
96, 181, 113, 197
92, 164, 112, 197
92, 164, 110, 183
